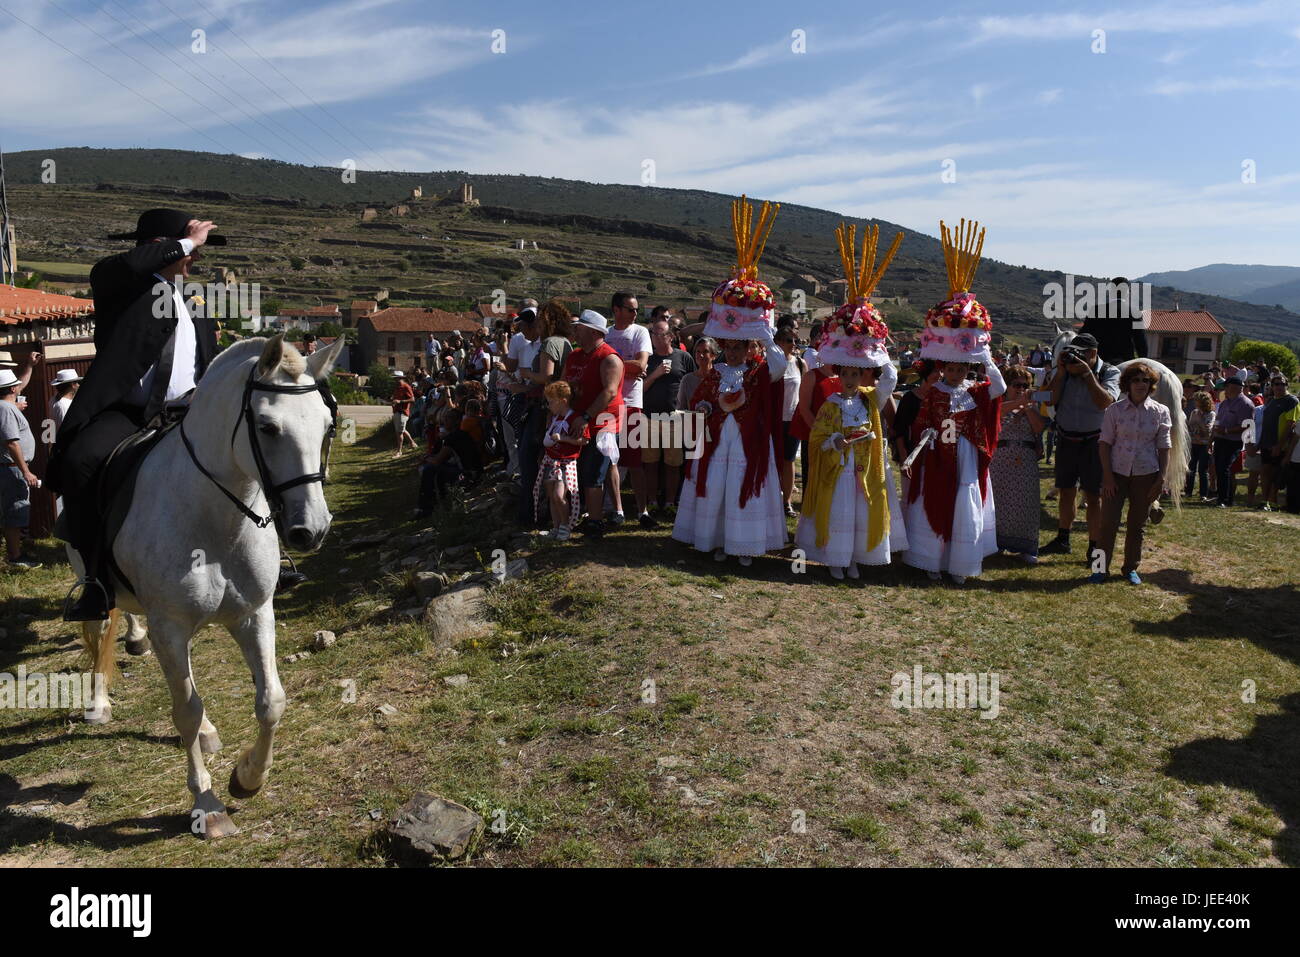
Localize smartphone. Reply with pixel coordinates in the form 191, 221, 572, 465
1031, 390, 1052, 402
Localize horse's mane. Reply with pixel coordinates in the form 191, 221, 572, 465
206, 337, 307, 379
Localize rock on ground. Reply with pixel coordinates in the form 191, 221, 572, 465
388, 793, 484, 863
424, 582, 491, 647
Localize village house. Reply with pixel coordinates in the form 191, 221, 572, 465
1142, 308, 1226, 375
344, 299, 378, 328
276, 304, 341, 331
0, 286, 97, 537
356, 306, 483, 372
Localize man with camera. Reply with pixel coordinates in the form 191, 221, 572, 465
1040, 333, 1120, 557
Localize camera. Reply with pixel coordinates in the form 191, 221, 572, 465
1060, 347, 1087, 365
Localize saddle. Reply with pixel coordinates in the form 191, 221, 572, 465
55, 409, 184, 595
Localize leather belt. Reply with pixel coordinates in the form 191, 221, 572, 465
997, 439, 1038, 449
1058, 428, 1100, 442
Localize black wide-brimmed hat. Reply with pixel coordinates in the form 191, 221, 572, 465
106, 208, 227, 245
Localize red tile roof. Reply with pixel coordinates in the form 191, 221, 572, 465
349, 300, 377, 312
0, 287, 94, 326
1144, 310, 1226, 334
280, 305, 340, 317
364, 307, 483, 334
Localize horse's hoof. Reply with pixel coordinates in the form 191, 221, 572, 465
228, 765, 262, 800
83, 707, 112, 725
200, 811, 240, 840
125, 638, 151, 656
199, 730, 223, 754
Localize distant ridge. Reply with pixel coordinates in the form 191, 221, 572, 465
7, 147, 1300, 343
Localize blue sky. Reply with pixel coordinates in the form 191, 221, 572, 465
1, 0, 1297, 276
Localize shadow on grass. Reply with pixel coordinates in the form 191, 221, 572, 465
1135, 568, 1300, 668
1166, 692, 1300, 867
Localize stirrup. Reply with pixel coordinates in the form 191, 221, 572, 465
62, 577, 111, 622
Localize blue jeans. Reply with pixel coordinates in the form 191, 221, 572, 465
1185, 443, 1211, 496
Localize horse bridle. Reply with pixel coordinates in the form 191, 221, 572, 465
180, 368, 338, 536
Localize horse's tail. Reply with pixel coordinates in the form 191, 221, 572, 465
1157, 366, 1188, 510
80, 608, 121, 691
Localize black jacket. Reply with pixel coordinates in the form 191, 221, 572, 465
48, 241, 218, 489
1077, 313, 1147, 366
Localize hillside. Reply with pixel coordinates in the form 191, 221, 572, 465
7, 147, 1300, 344
1140, 264, 1300, 314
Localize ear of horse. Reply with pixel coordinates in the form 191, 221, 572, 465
256, 333, 285, 380
306, 336, 346, 381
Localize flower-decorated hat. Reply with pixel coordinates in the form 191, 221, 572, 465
919, 218, 993, 363
815, 221, 904, 369
703, 195, 781, 342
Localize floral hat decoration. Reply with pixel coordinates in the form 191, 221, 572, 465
814, 221, 904, 369
918, 218, 993, 362
703, 195, 781, 342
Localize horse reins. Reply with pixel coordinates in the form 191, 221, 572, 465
179, 367, 338, 537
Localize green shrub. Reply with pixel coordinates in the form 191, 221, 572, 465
1229, 339, 1299, 379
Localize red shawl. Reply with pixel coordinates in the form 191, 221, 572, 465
906, 381, 1003, 539
686, 358, 781, 508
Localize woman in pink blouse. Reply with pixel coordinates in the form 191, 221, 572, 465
1094, 362, 1172, 585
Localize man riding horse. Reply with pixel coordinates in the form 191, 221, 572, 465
49, 209, 227, 621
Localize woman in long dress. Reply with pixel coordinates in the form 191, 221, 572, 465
673, 195, 787, 567
673, 337, 788, 565
901, 217, 1004, 584
795, 364, 891, 578
989, 364, 1045, 564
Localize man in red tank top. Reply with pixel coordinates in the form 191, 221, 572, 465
562, 310, 625, 536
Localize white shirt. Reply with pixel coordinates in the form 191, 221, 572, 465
52, 395, 73, 432
803, 346, 821, 370
606, 322, 652, 408
781, 351, 802, 422
509, 332, 541, 372
128, 272, 198, 407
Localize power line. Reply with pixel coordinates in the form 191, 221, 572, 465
42, 0, 307, 167
99, 0, 334, 167
0, 2, 234, 155
186, 0, 408, 173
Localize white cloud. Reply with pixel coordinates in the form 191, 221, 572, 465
1036, 88, 1064, 104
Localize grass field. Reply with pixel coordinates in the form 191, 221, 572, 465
2, 424, 1298, 867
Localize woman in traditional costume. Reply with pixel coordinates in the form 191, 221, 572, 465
795, 223, 906, 578
673, 197, 788, 566
901, 220, 1005, 584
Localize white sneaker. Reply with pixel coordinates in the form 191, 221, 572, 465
830, 566, 845, 580
738, 555, 753, 567
846, 563, 860, 579
713, 548, 727, 562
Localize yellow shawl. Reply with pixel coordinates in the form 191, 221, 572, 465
804, 387, 889, 551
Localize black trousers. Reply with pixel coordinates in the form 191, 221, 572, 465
1213, 439, 1242, 506
515, 404, 543, 526
56, 407, 145, 600
1285, 462, 1300, 514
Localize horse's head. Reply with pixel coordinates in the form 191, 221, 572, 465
240, 334, 345, 551
1049, 323, 1073, 361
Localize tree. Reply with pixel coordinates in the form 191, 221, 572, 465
1229, 339, 1299, 379
366, 361, 395, 398
318, 321, 344, 338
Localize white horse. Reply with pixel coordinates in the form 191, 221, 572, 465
1050, 324, 1188, 506
69, 334, 343, 838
